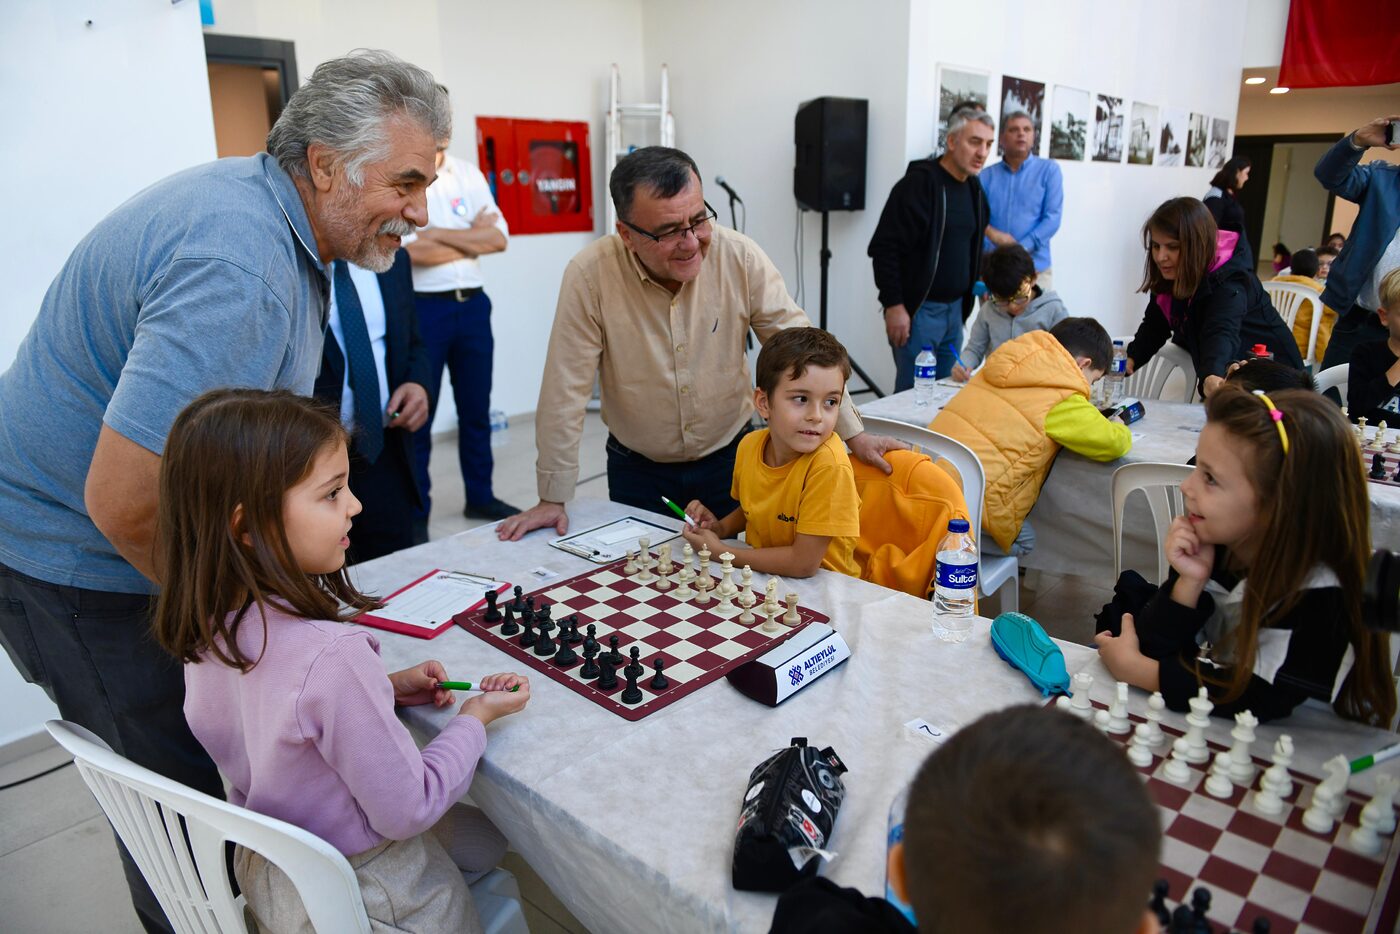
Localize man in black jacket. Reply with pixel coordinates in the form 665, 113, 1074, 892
869, 110, 994, 390
314, 247, 432, 561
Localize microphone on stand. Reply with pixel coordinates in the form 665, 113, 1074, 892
715, 175, 744, 229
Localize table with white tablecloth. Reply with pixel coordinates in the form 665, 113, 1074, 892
349, 499, 1400, 934
860, 385, 1400, 580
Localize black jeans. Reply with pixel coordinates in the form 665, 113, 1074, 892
0, 563, 224, 933
605, 427, 750, 520
1320, 303, 1386, 372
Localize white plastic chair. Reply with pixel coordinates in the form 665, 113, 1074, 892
860, 415, 1018, 612
1264, 281, 1325, 368
45, 720, 527, 934
1315, 363, 1349, 400
1111, 463, 1194, 584
1123, 340, 1199, 403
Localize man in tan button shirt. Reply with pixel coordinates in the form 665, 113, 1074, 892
500, 147, 902, 541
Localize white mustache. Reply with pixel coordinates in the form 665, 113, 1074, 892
378, 218, 415, 237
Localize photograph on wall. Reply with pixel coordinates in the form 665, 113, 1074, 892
999, 75, 1046, 155
1127, 102, 1158, 165
1049, 85, 1090, 160
1208, 117, 1230, 168
1187, 112, 1209, 167
935, 64, 990, 152
1092, 94, 1124, 163
1158, 108, 1188, 167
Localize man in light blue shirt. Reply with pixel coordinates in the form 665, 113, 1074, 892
0, 51, 445, 933
981, 112, 1064, 290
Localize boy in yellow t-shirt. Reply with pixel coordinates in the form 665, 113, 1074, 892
681, 327, 861, 577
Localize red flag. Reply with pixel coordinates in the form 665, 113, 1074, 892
1278, 0, 1400, 88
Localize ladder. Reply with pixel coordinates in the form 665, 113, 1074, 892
604, 63, 676, 231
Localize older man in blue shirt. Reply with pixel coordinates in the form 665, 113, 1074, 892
981, 111, 1064, 289
0, 51, 446, 933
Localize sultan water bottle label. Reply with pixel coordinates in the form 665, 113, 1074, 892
914, 364, 936, 380
935, 561, 977, 590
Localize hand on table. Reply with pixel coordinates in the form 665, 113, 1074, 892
848, 431, 908, 476
681, 523, 725, 555
389, 660, 455, 708
884, 305, 911, 348
1093, 614, 1159, 691
497, 500, 568, 541
459, 673, 531, 725
386, 382, 430, 432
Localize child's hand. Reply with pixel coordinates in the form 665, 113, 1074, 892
681, 523, 724, 555
459, 673, 530, 726
1094, 614, 1159, 691
1164, 515, 1213, 583
389, 661, 455, 708
683, 500, 720, 530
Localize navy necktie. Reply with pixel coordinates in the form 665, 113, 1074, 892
333, 261, 384, 464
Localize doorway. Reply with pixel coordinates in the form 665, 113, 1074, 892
203, 35, 298, 158
1233, 133, 1338, 279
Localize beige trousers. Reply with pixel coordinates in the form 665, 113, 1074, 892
236, 803, 506, 934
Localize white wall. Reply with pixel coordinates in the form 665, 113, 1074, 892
906, 0, 1248, 341
0, 0, 216, 748
207, 0, 648, 426
1241, 0, 1289, 68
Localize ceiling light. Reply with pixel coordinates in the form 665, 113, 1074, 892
1270, 86, 1290, 94
1244, 76, 1266, 85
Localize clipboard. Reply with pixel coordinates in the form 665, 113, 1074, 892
354, 570, 512, 639
549, 515, 681, 564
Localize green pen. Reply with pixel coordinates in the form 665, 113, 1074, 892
1349, 741, 1400, 773
661, 495, 698, 529
436, 681, 520, 693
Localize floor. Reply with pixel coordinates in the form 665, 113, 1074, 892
0, 412, 1108, 933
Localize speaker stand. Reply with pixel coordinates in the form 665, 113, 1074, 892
817, 211, 884, 398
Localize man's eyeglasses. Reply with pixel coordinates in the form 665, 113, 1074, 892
621, 202, 718, 245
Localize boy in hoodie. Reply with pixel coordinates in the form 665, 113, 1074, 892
952, 244, 1069, 381
931, 318, 1131, 556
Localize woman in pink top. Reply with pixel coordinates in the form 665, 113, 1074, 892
152, 389, 530, 934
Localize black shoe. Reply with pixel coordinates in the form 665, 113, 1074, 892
464, 498, 522, 521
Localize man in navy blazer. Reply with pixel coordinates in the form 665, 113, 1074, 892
315, 247, 432, 562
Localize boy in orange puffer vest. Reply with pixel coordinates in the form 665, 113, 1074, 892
930, 318, 1131, 556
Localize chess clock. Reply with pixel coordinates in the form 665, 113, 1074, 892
727, 623, 850, 706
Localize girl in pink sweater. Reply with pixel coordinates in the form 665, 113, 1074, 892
153, 389, 529, 934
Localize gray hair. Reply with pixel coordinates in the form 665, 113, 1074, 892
947, 109, 995, 139
267, 50, 450, 186
1002, 110, 1033, 128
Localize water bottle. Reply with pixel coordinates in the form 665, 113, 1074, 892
1106, 340, 1127, 407
488, 409, 509, 448
914, 345, 937, 407
932, 519, 977, 641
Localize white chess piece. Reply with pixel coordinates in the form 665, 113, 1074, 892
657, 543, 673, 575
759, 602, 781, 634
1349, 810, 1385, 856
637, 536, 650, 560
682, 542, 695, 573
1362, 774, 1399, 836
1127, 723, 1155, 767
1205, 751, 1235, 798
1163, 737, 1193, 784
783, 593, 801, 627
717, 553, 738, 599
1266, 735, 1294, 800
1226, 710, 1258, 785
1069, 672, 1094, 718
1144, 692, 1166, 747
673, 568, 694, 600
696, 547, 713, 592
1320, 753, 1351, 819
738, 597, 755, 625
623, 550, 637, 575
1302, 756, 1350, 833
716, 580, 735, 611
1379, 420, 1390, 450
1106, 682, 1131, 735
1251, 779, 1285, 816
1184, 687, 1213, 764
738, 566, 756, 609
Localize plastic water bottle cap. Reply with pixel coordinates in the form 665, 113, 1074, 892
1252, 344, 1267, 356
947, 519, 970, 533
921, 344, 933, 352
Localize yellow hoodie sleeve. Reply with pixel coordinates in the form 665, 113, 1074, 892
1044, 395, 1132, 462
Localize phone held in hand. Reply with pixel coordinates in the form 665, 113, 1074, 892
1387, 119, 1400, 146
1099, 398, 1147, 425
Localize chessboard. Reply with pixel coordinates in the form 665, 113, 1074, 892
454, 549, 828, 722
1360, 442, 1400, 488
1049, 698, 1400, 934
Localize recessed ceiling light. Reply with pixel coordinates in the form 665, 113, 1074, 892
1270, 86, 1290, 94
1245, 76, 1266, 85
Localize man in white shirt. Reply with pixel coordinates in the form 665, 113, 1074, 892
405, 92, 515, 525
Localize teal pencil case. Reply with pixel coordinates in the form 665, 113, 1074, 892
990, 611, 1070, 698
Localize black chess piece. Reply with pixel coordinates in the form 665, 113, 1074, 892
509, 584, 525, 613
606, 635, 623, 665
625, 645, 643, 677
583, 623, 598, 654
536, 602, 553, 624
1168, 904, 1193, 934
551, 637, 578, 666
1372, 452, 1388, 480
533, 619, 556, 656
620, 666, 643, 704
1149, 879, 1170, 928
596, 657, 618, 689
565, 615, 583, 644
526, 594, 537, 616
1189, 887, 1211, 934
649, 659, 669, 690
1392, 460, 1400, 482
498, 605, 520, 637
579, 641, 600, 679
519, 615, 537, 647
483, 590, 502, 623
1251, 918, 1271, 934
